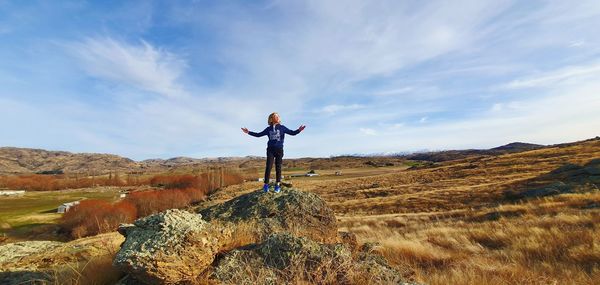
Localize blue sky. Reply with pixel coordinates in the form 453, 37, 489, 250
1, 0, 599, 160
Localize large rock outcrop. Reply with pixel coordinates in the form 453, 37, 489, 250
199, 188, 338, 243
0, 233, 124, 285
113, 209, 231, 285
214, 232, 413, 285
114, 189, 416, 284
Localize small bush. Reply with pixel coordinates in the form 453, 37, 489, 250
57, 170, 244, 239
125, 188, 207, 217
0, 174, 125, 191
0, 169, 244, 192
61, 200, 137, 239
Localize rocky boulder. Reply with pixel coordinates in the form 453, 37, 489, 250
0, 241, 64, 284
114, 189, 416, 284
199, 188, 338, 243
0, 233, 124, 285
0, 241, 64, 268
214, 232, 415, 285
113, 209, 231, 285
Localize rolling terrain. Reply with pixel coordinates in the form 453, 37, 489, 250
1, 139, 571, 175
204, 137, 600, 284
1, 137, 599, 284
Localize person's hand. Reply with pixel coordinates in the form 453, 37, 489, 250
241, 127, 249, 134
298, 125, 306, 132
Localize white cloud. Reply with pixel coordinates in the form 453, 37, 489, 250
371, 87, 413, 96
568, 40, 586, 47
359, 127, 377, 136
491, 101, 522, 113
390, 123, 405, 129
320, 104, 364, 114
505, 62, 600, 89
4, 1, 600, 159
208, 0, 515, 97
67, 37, 187, 98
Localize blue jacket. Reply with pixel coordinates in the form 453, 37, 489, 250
249, 124, 300, 148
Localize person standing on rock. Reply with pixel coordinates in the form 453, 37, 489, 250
242, 112, 305, 193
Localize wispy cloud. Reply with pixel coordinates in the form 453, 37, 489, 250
67, 37, 188, 98
568, 40, 586, 47
370, 87, 413, 97
320, 104, 364, 114
1, 1, 600, 159
504, 62, 600, 89
359, 128, 377, 136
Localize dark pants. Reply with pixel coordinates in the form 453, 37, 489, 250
264, 147, 283, 184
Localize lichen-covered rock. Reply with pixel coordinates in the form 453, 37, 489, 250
113, 209, 231, 285
213, 250, 278, 285
256, 232, 352, 270
214, 233, 352, 284
0, 241, 62, 285
0, 233, 123, 285
199, 188, 338, 243
214, 232, 416, 285
0, 241, 63, 267
112, 190, 416, 284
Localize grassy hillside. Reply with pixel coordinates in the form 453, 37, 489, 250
2, 138, 598, 284
209, 138, 600, 284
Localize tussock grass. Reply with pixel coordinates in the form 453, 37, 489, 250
340, 191, 600, 284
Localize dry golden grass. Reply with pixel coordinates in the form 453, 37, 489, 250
0, 232, 126, 285
9, 139, 596, 284
46, 254, 124, 285
337, 191, 600, 285
213, 138, 600, 284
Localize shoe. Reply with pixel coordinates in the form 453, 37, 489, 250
262, 183, 270, 193
274, 184, 281, 193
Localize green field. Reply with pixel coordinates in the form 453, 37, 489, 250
284, 165, 409, 181
0, 188, 122, 239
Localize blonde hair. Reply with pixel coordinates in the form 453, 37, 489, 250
268, 112, 280, 126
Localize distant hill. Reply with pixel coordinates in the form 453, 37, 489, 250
401, 137, 600, 162
401, 142, 547, 162
0, 148, 260, 174
0, 147, 138, 174
489, 142, 544, 152
1, 137, 597, 174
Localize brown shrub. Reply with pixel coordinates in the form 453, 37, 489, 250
60, 200, 137, 239
54, 170, 244, 239
124, 188, 207, 217
0, 168, 244, 192
150, 174, 201, 189
0, 174, 126, 191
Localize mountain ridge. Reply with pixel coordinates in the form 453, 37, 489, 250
1, 137, 597, 174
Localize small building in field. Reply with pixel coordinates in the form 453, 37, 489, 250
57, 201, 80, 214
289, 171, 320, 178
0, 190, 25, 196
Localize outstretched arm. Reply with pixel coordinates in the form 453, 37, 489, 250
283, 125, 306, 136
242, 127, 269, 137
